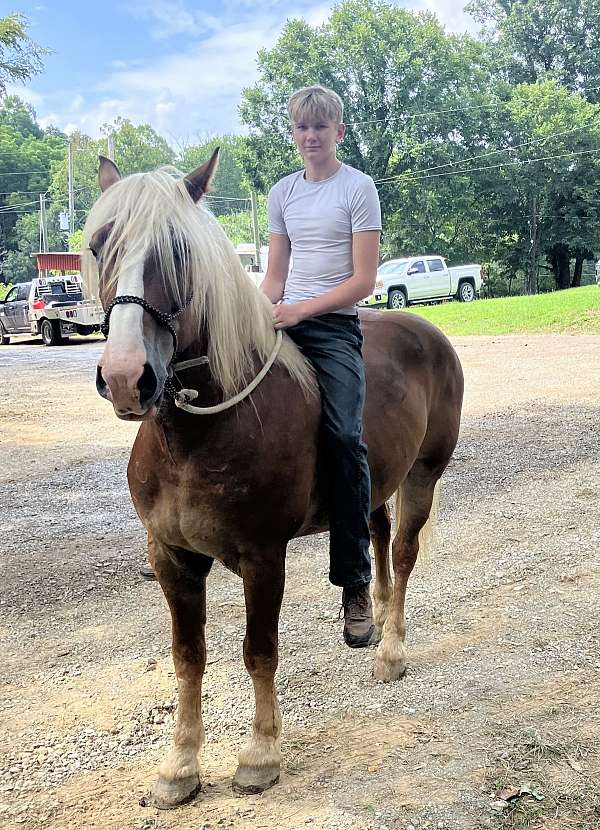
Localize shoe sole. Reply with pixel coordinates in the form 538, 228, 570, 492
343, 625, 377, 649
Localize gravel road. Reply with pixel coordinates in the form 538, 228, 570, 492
1, 333, 599, 830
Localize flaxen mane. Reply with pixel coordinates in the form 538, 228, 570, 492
81, 167, 314, 397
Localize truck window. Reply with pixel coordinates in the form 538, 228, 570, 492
427, 259, 444, 272
4, 286, 18, 303
17, 284, 31, 301
410, 261, 426, 274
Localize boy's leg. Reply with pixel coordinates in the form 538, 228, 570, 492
286, 314, 374, 647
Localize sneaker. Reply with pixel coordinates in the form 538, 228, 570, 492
342, 584, 376, 648
139, 564, 157, 581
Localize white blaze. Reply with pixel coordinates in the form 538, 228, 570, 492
107, 257, 146, 348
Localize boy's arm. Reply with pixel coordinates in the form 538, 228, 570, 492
260, 233, 291, 303
272, 230, 380, 329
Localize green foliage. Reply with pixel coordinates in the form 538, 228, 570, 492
240, 0, 600, 291
0, 13, 47, 95
1, 0, 600, 297
216, 195, 267, 246
68, 229, 83, 252
179, 135, 250, 215
48, 119, 175, 230
0, 97, 67, 282
465, 0, 600, 100
0, 281, 13, 299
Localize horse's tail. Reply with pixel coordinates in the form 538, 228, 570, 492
393, 479, 441, 565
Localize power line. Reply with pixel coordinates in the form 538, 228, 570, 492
0, 198, 40, 212
345, 83, 600, 128
375, 146, 600, 186
373, 119, 600, 183
0, 170, 48, 176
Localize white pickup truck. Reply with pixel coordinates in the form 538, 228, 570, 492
0, 275, 104, 346
360, 255, 483, 310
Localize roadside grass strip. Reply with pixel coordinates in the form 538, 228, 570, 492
402, 285, 600, 335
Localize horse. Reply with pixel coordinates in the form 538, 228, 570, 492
82, 151, 464, 809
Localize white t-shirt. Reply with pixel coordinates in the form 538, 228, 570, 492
267, 163, 381, 315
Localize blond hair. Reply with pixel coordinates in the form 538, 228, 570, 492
287, 85, 344, 124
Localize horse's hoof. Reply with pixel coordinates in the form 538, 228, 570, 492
232, 764, 280, 795
152, 774, 201, 809
373, 657, 406, 683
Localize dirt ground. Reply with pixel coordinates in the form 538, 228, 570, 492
0, 333, 599, 830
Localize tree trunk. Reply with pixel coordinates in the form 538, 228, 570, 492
552, 245, 571, 290
571, 256, 584, 288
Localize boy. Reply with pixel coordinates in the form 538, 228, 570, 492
261, 85, 381, 648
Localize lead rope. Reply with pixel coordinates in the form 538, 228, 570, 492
170, 330, 283, 415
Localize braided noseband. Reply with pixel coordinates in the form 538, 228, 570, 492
100, 293, 192, 354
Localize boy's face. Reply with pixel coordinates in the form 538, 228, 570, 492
292, 115, 345, 164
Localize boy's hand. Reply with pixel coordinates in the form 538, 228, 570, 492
272, 302, 307, 329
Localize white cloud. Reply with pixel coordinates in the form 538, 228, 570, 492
128, 0, 222, 39
20, 0, 478, 142
5, 85, 44, 107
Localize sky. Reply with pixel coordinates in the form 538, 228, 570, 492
7, 1, 477, 144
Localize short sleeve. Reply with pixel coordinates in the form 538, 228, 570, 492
267, 184, 288, 235
349, 176, 382, 232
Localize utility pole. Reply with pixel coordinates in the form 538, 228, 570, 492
67, 139, 75, 235
527, 194, 538, 295
107, 134, 115, 161
39, 194, 48, 253
250, 191, 261, 270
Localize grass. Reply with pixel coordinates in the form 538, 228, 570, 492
399, 284, 600, 336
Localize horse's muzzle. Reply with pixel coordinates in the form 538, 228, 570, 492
96, 361, 161, 420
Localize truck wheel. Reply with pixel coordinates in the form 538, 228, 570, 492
40, 319, 64, 346
0, 324, 9, 345
458, 282, 475, 302
387, 289, 408, 310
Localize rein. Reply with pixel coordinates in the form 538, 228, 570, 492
169, 330, 283, 415
101, 294, 283, 416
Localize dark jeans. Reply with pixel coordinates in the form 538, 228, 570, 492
286, 313, 371, 589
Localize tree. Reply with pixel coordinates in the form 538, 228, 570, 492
0, 97, 66, 278
216, 196, 267, 247
3, 201, 67, 282
466, 0, 600, 102
239, 0, 495, 261
179, 135, 250, 216
0, 13, 47, 95
470, 81, 600, 291
48, 118, 175, 234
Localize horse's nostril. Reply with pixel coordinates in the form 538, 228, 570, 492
138, 362, 159, 406
96, 365, 107, 393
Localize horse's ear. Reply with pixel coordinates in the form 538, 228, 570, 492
184, 147, 220, 202
98, 155, 122, 192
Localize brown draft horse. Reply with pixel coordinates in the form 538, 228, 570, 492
82, 152, 463, 809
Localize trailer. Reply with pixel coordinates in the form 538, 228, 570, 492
0, 252, 104, 346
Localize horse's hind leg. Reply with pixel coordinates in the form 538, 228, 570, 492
373, 465, 439, 682
370, 503, 393, 638
233, 549, 285, 794
151, 542, 213, 809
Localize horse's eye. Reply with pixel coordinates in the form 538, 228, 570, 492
89, 247, 98, 259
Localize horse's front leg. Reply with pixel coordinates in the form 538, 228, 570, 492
151, 541, 213, 809
233, 549, 285, 794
